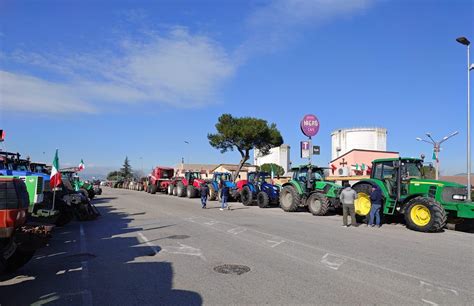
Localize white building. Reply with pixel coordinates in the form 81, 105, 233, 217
331, 127, 387, 160
253, 144, 291, 175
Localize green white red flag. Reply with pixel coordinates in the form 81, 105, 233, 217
78, 159, 85, 171
50, 149, 62, 189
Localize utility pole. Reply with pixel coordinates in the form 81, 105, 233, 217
416, 131, 459, 180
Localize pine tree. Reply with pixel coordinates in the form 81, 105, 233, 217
121, 156, 133, 179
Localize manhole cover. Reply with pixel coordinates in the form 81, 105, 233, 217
65, 253, 96, 262
166, 235, 190, 240
214, 264, 250, 275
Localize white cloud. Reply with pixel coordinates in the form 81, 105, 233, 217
1, 28, 235, 113
238, 0, 374, 57
0, 71, 97, 113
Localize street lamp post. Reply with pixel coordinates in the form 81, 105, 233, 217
416, 131, 459, 180
456, 36, 473, 201
184, 141, 190, 165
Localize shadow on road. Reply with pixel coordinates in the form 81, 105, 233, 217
0, 198, 203, 306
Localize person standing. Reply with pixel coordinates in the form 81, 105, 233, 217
200, 183, 209, 209
220, 182, 230, 211
369, 185, 383, 227
339, 182, 358, 227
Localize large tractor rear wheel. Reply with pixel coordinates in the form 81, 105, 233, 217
307, 192, 330, 216
0, 240, 36, 273
187, 186, 197, 198
176, 182, 186, 197
279, 185, 300, 212
149, 184, 157, 194
353, 183, 373, 221
404, 197, 447, 232
240, 186, 254, 206
208, 184, 217, 201
257, 191, 270, 208
167, 184, 173, 195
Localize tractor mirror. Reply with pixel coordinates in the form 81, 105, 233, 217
393, 160, 401, 167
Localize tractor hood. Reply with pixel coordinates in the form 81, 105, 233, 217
409, 179, 466, 189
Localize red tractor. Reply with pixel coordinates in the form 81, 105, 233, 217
1, 177, 52, 273
147, 167, 174, 194
170, 171, 206, 198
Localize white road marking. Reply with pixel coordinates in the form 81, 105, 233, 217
266, 239, 285, 248
421, 299, 439, 306
162, 243, 206, 261
137, 232, 160, 255
0, 275, 35, 286
204, 220, 218, 226
420, 280, 459, 296
56, 270, 66, 275
228, 227, 247, 235
79, 224, 93, 306
320, 253, 346, 270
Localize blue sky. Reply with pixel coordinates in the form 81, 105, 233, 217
0, 0, 473, 177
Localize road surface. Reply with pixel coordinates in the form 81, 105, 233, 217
1, 188, 473, 305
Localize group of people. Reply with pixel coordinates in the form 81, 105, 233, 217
199, 181, 230, 210
339, 182, 383, 227
196, 179, 384, 224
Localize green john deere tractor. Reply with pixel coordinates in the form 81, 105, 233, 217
279, 165, 342, 215
353, 157, 474, 232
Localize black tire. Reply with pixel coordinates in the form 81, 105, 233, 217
352, 183, 373, 222
168, 184, 174, 195
208, 184, 217, 201
55, 210, 74, 227
88, 189, 95, 199
257, 191, 270, 208
150, 184, 157, 194
173, 185, 178, 196
279, 185, 300, 212
187, 185, 197, 198
404, 197, 447, 232
241, 186, 254, 206
307, 192, 330, 216
176, 182, 186, 197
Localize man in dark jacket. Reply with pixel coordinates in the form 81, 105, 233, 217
369, 185, 383, 227
200, 183, 209, 209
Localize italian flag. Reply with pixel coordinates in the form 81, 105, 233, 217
50, 149, 62, 189
78, 159, 85, 171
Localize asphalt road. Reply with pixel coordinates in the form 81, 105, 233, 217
1, 188, 473, 306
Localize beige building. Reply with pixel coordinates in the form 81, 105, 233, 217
211, 163, 258, 180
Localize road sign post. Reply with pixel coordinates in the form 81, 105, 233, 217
300, 115, 320, 165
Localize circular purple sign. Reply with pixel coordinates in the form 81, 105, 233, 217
300, 114, 320, 137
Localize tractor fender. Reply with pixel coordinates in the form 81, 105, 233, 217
398, 193, 432, 214
282, 181, 303, 194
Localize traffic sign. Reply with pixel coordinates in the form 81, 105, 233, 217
300, 141, 310, 158
300, 114, 320, 138
312, 146, 320, 155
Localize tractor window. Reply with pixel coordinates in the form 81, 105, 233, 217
248, 173, 256, 182
373, 163, 384, 180
403, 162, 422, 179
382, 163, 395, 179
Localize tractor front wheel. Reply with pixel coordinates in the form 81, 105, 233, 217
257, 191, 270, 208
307, 192, 330, 216
404, 197, 447, 232
187, 186, 197, 198
208, 184, 217, 201
176, 182, 186, 197
167, 184, 173, 195
279, 185, 300, 212
241, 186, 254, 206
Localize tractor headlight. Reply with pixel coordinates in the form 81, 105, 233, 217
452, 194, 467, 200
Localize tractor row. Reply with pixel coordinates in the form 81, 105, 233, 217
118, 156, 474, 233
0, 151, 101, 274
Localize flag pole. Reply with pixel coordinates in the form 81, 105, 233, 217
52, 187, 56, 211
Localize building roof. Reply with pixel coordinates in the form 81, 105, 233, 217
330, 149, 399, 163
211, 163, 256, 172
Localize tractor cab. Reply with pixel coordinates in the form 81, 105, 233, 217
213, 172, 232, 183
30, 163, 50, 175
371, 158, 424, 201
247, 171, 270, 184
185, 171, 202, 183
291, 165, 324, 192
